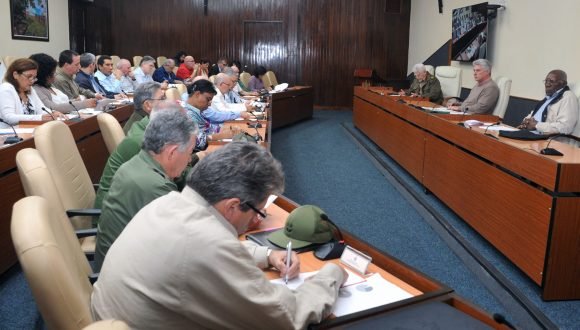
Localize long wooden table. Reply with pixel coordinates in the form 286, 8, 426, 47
269, 86, 314, 129
0, 105, 133, 275
256, 197, 506, 328
353, 86, 580, 300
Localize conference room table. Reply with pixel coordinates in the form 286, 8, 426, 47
353, 86, 580, 301
251, 196, 507, 328
268, 86, 314, 129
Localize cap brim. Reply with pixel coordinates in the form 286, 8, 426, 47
267, 229, 314, 249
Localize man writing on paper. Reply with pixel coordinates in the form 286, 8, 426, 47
399, 63, 443, 104
447, 59, 499, 114
92, 142, 348, 329
518, 70, 580, 137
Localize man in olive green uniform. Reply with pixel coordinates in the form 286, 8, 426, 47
401, 63, 443, 104
94, 106, 197, 271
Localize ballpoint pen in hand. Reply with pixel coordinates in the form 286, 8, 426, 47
285, 241, 292, 284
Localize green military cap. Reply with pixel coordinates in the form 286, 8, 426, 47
267, 205, 334, 249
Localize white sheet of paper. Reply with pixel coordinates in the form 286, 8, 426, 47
481, 125, 518, 132
0, 128, 35, 134
270, 268, 365, 290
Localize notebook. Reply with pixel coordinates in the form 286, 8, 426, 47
498, 130, 550, 140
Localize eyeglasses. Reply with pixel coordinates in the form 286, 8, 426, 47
20, 73, 37, 83
543, 79, 561, 85
147, 94, 167, 102
244, 202, 267, 219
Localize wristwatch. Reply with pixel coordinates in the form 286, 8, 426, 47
266, 248, 272, 266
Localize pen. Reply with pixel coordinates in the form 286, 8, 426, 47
285, 241, 292, 284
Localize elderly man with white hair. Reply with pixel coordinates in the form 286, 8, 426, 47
114, 59, 138, 93
211, 73, 255, 113
447, 59, 499, 114
400, 63, 443, 104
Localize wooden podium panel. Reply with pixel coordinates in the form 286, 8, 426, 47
269, 86, 314, 129
423, 135, 551, 285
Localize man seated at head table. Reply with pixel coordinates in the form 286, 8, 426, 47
183, 79, 241, 150
52, 49, 104, 101
30, 53, 97, 114
91, 142, 348, 329
94, 55, 123, 97
518, 69, 580, 138
95, 82, 182, 210
0, 58, 66, 128
94, 105, 197, 271
114, 59, 138, 93
152, 58, 182, 84
399, 63, 443, 104
447, 59, 499, 114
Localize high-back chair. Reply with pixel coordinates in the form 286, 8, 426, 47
261, 73, 273, 89
174, 83, 187, 96
239, 72, 251, 88
435, 66, 462, 98
164, 88, 182, 101
97, 113, 125, 154
492, 76, 512, 119
156, 56, 167, 67
265, 71, 279, 87
34, 121, 96, 230
208, 75, 216, 84
83, 320, 130, 330
110, 55, 121, 67
16, 148, 97, 255
132, 55, 143, 68
424, 65, 435, 76
3, 55, 16, 68
12, 196, 95, 330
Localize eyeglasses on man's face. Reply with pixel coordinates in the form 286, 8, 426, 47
243, 201, 267, 219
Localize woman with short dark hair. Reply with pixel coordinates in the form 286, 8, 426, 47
247, 66, 267, 92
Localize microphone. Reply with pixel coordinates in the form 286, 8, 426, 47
0, 118, 23, 144
483, 122, 500, 139
41, 107, 56, 120
68, 101, 82, 122
250, 125, 262, 142
541, 134, 565, 156
457, 106, 469, 126
492, 314, 516, 330
314, 214, 346, 260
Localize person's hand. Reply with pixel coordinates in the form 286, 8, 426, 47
43, 111, 67, 121
269, 250, 300, 280
398, 90, 406, 96
244, 102, 255, 111
338, 266, 349, 287
161, 81, 169, 90
410, 93, 418, 97
84, 98, 97, 108
520, 117, 537, 130
94, 93, 105, 100
240, 111, 251, 119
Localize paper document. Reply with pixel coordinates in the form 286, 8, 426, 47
271, 271, 412, 316
481, 125, 518, 132
0, 128, 35, 134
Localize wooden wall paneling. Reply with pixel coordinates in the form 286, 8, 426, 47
242, 20, 286, 87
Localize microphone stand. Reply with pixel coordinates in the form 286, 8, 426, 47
0, 118, 23, 144
483, 122, 500, 139
457, 106, 469, 126
68, 101, 82, 122
41, 107, 56, 120
541, 134, 565, 156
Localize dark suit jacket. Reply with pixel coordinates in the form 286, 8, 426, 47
75, 70, 115, 99
209, 64, 220, 77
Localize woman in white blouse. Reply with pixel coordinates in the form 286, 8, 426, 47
30, 53, 97, 113
0, 58, 65, 128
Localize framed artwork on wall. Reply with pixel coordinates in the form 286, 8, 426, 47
10, 0, 49, 41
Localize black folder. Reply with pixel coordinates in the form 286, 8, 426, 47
498, 130, 550, 140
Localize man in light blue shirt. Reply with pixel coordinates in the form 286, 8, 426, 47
95, 55, 121, 96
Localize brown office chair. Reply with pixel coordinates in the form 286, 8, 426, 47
83, 320, 129, 330
12, 196, 95, 329
97, 113, 125, 154
265, 71, 279, 87
34, 121, 97, 230
16, 147, 98, 255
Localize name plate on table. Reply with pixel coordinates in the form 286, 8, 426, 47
340, 245, 372, 275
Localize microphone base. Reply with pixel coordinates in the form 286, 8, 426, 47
247, 122, 262, 128
67, 117, 82, 122
4, 136, 23, 145
540, 148, 563, 156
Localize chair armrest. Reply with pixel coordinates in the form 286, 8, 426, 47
66, 208, 101, 217
88, 272, 99, 284
75, 228, 97, 238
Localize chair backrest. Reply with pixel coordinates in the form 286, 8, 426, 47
265, 71, 278, 87
3, 55, 16, 68
132, 55, 143, 68
492, 76, 512, 119
435, 66, 462, 98
208, 75, 216, 84
570, 82, 580, 100
97, 113, 125, 154
157, 56, 167, 67
15, 148, 93, 276
261, 73, 273, 89
12, 196, 94, 330
34, 121, 96, 229
174, 84, 187, 96
239, 72, 251, 87
110, 55, 121, 67
83, 320, 130, 330
424, 65, 435, 76
164, 88, 181, 101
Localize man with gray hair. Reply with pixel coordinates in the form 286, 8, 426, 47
447, 59, 499, 114
153, 58, 181, 84
133, 55, 160, 86
94, 105, 197, 271
92, 142, 348, 328
123, 81, 166, 134
212, 72, 255, 113
74, 52, 108, 98
399, 63, 443, 104
114, 59, 138, 93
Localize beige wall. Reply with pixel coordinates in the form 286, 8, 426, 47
0, 0, 69, 61
409, 0, 580, 99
